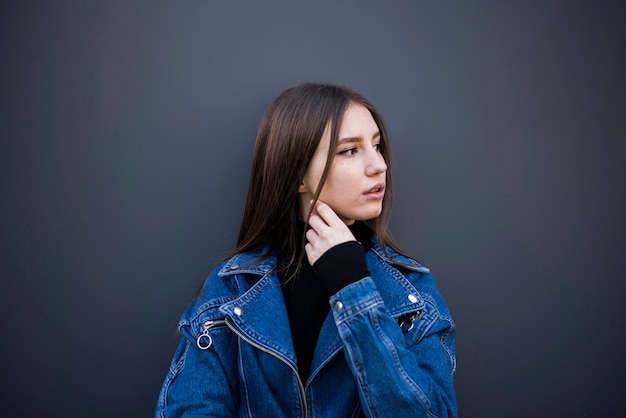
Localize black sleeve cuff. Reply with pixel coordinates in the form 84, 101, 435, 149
311, 241, 370, 295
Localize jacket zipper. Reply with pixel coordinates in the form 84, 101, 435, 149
349, 401, 361, 418
224, 317, 309, 418
196, 319, 227, 350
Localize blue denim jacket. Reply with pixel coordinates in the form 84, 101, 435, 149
156, 237, 457, 417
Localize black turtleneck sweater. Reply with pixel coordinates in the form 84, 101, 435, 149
279, 221, 372, 381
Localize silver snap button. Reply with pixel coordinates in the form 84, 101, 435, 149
229, 263, 239, 270
335, 301, 344, 311
233, 307, 243, 316
408, 294, 418, 303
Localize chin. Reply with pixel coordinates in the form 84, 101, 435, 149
352, 210, 383, 222
336, 204, 382, 223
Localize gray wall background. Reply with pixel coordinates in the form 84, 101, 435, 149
1, 1, 625, 417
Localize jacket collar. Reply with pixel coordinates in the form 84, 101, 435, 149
217, 251, 276, 277
215, 236, 430, 278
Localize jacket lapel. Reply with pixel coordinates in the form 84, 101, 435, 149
219, 260, 297, 368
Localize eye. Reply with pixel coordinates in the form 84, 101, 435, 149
373, 143, 382, 152
338, 147, 358, 156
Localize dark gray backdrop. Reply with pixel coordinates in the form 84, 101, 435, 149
1, 1, 625, 417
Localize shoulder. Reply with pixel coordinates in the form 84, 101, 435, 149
367, 236, 431, 276
179, 249, 276, 331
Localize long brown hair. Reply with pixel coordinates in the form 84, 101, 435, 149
231, 82, 403, 275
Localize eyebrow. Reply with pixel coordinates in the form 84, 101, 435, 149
337, 131, 381, 144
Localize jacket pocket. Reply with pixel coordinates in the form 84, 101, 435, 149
401, 296, 456, 372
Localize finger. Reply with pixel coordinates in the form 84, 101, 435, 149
312, 201, 344, 227
304, 234, 323, 265
305, 227, 319, 244
307, 212, 329, 233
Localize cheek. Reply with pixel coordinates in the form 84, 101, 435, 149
303, 163, 325, 193
323, 163, 350, 185
320, 178, 352, 205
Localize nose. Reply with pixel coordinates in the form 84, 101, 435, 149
366, 149, 387, 176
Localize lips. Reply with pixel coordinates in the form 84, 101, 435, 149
364, 183, 385, 197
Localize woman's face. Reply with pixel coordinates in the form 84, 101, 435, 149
299, 103, 387, 224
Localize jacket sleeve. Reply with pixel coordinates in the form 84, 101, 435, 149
155, 325, 239, 417
329, 275, 457, 418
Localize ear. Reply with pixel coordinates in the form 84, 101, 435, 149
297, 180, 308, 194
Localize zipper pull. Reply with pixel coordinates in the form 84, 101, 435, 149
399, 310, 424, 332
196, 320, 214, 350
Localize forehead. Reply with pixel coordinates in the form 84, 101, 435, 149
338, 103, 379, 137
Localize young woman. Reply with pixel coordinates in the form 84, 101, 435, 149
156, 83, 457, 417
